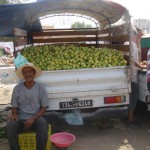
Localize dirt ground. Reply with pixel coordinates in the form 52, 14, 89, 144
49, 108, 150, 150
0, 83, 16, 104
1, 111, 150, 150
0, 85, 150, 150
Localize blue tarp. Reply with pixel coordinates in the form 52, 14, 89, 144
0, 0, 127, 36
0, 1, 47, 36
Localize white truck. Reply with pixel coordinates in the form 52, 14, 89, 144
1, 0, 134, 123
12, 23, 132, 124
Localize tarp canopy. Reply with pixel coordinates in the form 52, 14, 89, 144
0, 0, 129, 36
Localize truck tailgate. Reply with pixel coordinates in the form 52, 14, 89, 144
36, 66, 130, 110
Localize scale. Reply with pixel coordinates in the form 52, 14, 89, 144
50, 132, 76, 150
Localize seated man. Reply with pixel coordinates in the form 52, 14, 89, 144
6, 62, 49, 150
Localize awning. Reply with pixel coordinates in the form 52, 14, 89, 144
0, 0, 129, 36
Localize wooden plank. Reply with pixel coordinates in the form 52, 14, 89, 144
98, 44, 129, 52
32, 37, 97, 43
77, 43, 98, 47
42, 28, 97, 31
33, 35, 96, 40
13, 28, 27, 36
32, 30, 97, 36
49, 43, 98, 47
98, 35, 129, 43
14, 38, 27, 47
13, 28, 27, 53
98, 23, 129, 35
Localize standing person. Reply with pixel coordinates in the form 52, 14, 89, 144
6, 62, 49, 150
127, 25, 146, 125
147, 49, 150, 92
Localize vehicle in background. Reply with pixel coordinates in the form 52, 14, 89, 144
138, 35, 150, 111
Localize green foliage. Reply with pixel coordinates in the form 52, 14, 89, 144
0, 0, 9, 4
0, 0, 21, 4
71, 21, 92, 28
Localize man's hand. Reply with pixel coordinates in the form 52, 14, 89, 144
23, 118, 35, 131
9, 114, 18, 121
23, 107, 47, 131
8, 107, 18, 121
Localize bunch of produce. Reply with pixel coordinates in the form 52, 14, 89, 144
22, 45, 127, 71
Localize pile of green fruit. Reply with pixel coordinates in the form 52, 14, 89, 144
22, 45, 127, 71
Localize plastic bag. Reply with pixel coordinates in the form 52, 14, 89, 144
13, 52, 29, 68
64, 109, 83, 125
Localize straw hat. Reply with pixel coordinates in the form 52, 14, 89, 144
16, 63, 41, 79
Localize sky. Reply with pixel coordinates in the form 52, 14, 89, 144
111, 0, 150, 19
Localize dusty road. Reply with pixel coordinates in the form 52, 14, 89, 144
1, 106, 150, 150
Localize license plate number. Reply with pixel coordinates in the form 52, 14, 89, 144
60, 100, 93, 109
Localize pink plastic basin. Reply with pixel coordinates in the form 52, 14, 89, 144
50, 132, 76, 148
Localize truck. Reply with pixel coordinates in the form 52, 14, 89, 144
138, 35, 150, 111
0, 0, 135, 124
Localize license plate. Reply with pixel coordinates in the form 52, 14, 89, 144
60, 100, 93, 109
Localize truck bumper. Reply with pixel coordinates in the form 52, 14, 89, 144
44, 106, 128, 123
82, 106, 128, 120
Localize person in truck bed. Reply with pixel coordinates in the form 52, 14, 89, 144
5, 61, 49, 150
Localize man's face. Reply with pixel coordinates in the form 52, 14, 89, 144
22, 67, 36, 82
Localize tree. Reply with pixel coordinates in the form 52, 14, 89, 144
0, 0, 21, 4
71, 21, 92, 28
0, 0, 9, 4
